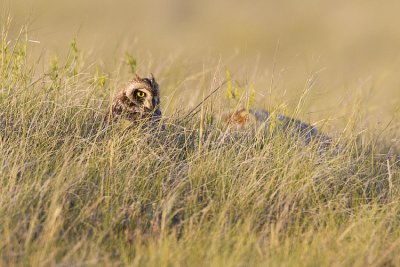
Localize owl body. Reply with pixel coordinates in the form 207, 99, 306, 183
103, 74, 161, 129
223, 108, 329, 146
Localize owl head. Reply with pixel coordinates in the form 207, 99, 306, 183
111, 73, 162, 124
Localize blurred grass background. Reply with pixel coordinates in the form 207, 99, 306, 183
4, 0, 400, 131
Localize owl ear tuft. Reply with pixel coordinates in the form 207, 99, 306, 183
150, 73, 156, 87
134, 73, 142, 81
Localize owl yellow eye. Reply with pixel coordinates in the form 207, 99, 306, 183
136, 91, 146, 98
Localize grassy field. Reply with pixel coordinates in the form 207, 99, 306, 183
1, 1, 400, 266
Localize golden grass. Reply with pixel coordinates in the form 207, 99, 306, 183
1, 2, 400, 264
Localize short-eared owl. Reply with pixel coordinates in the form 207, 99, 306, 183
223, 108, 330, 145
103, 74, 161, 128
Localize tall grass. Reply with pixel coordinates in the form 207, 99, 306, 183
1, 25, 400, 266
